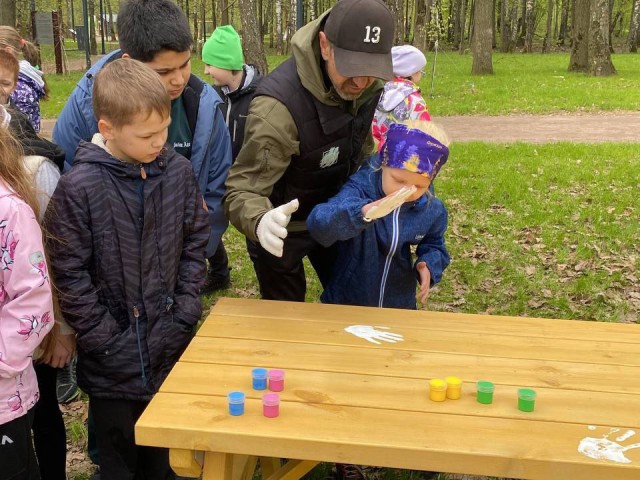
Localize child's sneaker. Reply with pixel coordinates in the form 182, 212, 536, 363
56, 356, 80, 404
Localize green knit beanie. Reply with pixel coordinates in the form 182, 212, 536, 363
202, 25, 244, 70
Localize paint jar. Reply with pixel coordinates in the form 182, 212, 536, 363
252, 368, 268, 390
228, 391, 245, 416
268, 369, 285, 392
263, 393, 280, 418
476, 381, 495, 404
445, 376, 462, 400
429, 379, 447, 402
518, 388, 536, 412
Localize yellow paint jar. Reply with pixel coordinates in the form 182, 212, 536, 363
445, 376, 462, 400
429, 379, 447, 402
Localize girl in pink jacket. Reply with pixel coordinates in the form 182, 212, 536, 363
0, 126, 54, 479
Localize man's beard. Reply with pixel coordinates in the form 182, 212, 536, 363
331, 80, 362, 101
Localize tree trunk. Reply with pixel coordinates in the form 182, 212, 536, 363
0, 0, 16, 27
524, 0, 534, 52
275, 0, 283, 54
219, 0, 229, 24
459, 0, 467, 52
500, 0, 510, 51
629, 0, 640, 52
472, 0, 493, 74
414, 0, 430, 50
558, 0, 569, 44
568, 0, 588, 71
89, 0, 98, 55
510, 0, 519, 50
106, 0, 116, 41
385, 0, 406, 45
543, 0, 553, 52
588, 0, 616, 75
193, 0, 200, 55
309, 0, 316, 20
239, 0, 268, 73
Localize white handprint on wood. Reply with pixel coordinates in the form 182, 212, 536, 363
344, 325, 404, 344
578, 428, 640, 464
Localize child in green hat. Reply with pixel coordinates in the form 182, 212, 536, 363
201, 25, 264, 291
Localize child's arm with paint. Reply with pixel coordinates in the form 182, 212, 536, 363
415, 201, 451, 303
307, 170, 378, 247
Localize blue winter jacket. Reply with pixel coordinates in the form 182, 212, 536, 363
307, 163, 450, 309
52, 50, 232, 256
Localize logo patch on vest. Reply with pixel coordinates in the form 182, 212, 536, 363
320, 146, 340, 168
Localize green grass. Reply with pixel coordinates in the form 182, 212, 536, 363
41, 50, 640, 118
205, 142, 639, 326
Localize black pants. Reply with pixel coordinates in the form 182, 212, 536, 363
90, 397, 175, 480
33, 364, 66, 480
208, 240, 230, 280
254, 230, 338, 301
0, 408, 40, 480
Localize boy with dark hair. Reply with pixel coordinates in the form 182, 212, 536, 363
53, 0, 231, 289
47, 58, 210, 479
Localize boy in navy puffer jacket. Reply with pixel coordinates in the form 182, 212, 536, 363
46, 58, 210, 479
307, 121, 450, 309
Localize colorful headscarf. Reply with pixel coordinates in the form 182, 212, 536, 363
380, 123, 449, 179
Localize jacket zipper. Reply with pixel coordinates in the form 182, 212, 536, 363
133, 304, 148, 385
379, 207, 401, 307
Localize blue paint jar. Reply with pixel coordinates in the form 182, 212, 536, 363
252, 368, 268, 390
228, 391, 245, 416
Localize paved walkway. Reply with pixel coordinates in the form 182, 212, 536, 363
40, 111, 640, 143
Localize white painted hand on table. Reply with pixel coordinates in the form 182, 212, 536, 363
344, 325, 404, 345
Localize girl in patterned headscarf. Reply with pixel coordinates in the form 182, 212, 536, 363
308, 120, 451, 310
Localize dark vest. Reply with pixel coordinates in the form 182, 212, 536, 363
254, 58, 380, 221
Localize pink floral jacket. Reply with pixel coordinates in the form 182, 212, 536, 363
372, 77, 432, 152
0, 182, 53, 425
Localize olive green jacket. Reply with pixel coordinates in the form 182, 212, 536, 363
223, 10, 383, 241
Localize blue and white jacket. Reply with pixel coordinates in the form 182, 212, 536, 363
307, 163, 450, 309
52, 50, 232, 256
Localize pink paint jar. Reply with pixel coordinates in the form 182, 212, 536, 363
263, 393, 280, 418
268, 369, 285, 392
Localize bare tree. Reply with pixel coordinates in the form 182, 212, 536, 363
239, 0, 268, 73
500, 0, 510, 51
89, 0, 97, 55
589, 0, 616, 75
471, 0, 493, 74
523, 0, 534, 52
543, 0, 552, 52
219, 0, 229, 24
385, 0, 406, 44
568, 0, 588, 71
275, 0, 283, 54
509, 0, 518, 50
558, 0, 569, 44
629, 0, 640, 52
414, 0, 433, 51
0, 0, 16, 27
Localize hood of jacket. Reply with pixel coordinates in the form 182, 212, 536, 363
71, 134, 174, 179
224, 64, 262, 100
290, 10, 383, 111
378, 77, 421, 113
19, 60, 45, 90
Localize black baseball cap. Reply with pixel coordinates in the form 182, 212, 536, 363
324, 0, 394, 80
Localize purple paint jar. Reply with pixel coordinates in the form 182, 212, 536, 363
262, 393, 280, 418
268, 369, 285, 392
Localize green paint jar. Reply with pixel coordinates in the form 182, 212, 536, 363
518, 388, 536, 412
476, 380, 495, 404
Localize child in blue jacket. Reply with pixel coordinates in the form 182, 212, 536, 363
307, 121, 451, 309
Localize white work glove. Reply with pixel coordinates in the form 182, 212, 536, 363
344, 325, 404, 345
362, 185, 417, 220
256, 199, 299, 257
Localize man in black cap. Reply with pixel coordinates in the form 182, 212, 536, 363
224, 0, 395, 301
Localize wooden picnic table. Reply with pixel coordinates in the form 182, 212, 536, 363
135, 297, 640, 480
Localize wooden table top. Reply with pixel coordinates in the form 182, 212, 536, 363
135, 297, 640, 479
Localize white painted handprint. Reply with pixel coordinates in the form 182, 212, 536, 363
578, 427, 640, 464
344, 325, 404, 345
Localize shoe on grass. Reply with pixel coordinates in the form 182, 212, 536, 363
57, 356, 80, 404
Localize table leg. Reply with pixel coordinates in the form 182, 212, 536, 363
259, 457, 282, 478
233, 454, 258, 480
203, 452, 234, 480
169, 448, 203, 477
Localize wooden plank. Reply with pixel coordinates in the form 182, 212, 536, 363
259, 457, 282, 479
196, 315, 640, 366
265, 460, 319, 480
203, 452, 233, 480
158, 362, 640, 429
180, 336, 640, 395
210, 298, 640, 343
136, 392, 640, 480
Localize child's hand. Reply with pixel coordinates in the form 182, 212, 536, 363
417, 261, 431, 304
362, 185, 417, 220
43, 334, 76, 369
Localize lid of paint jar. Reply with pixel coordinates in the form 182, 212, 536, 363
429, 379, 447, 391
263, 393, 280, 406
268, 369, 285, 380
228, 391, 245, 404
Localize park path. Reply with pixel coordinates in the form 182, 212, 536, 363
40, 111, 640, 143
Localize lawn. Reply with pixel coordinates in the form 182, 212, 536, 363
41, 49, 640, 118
